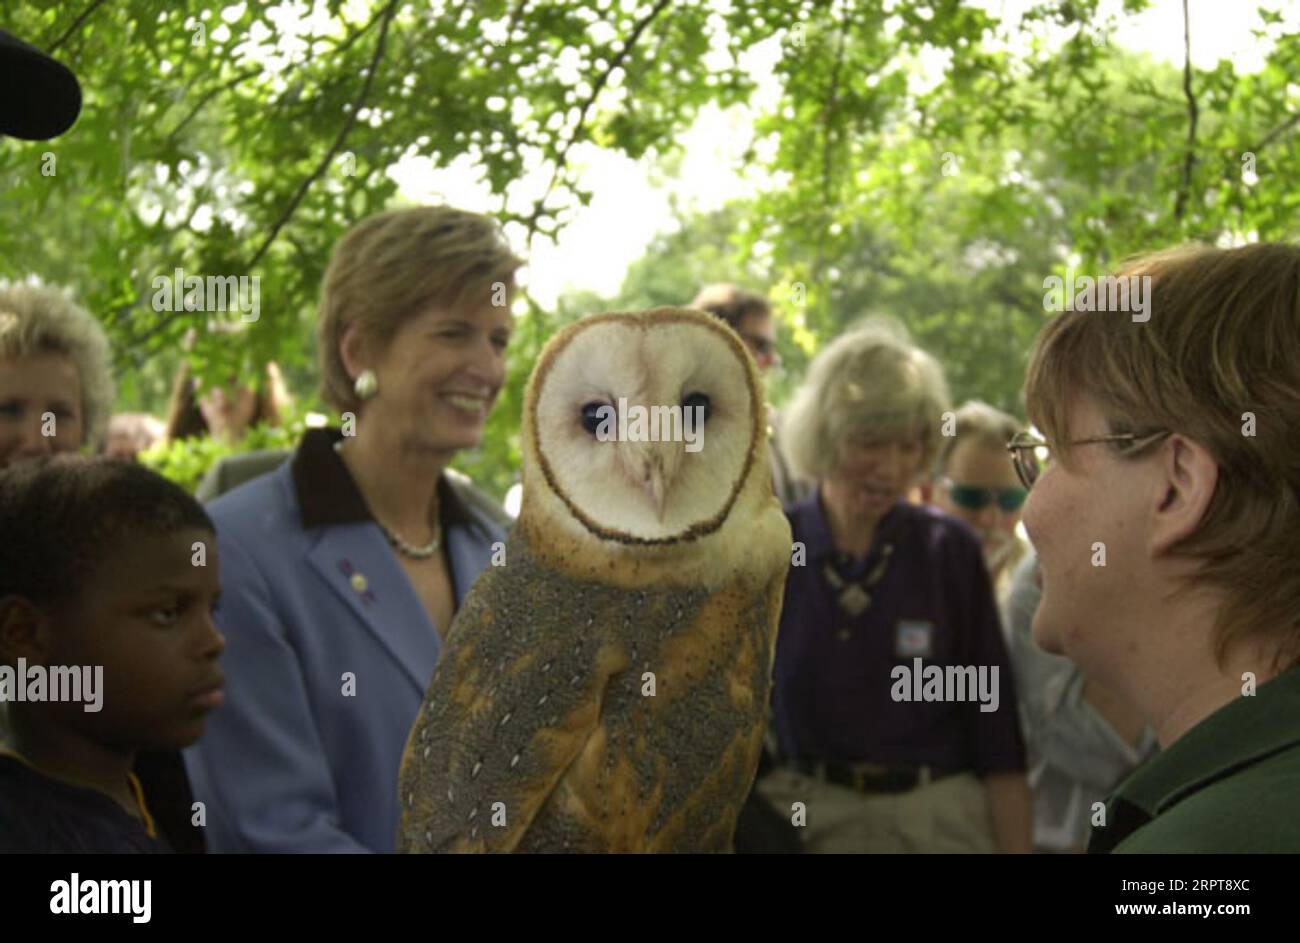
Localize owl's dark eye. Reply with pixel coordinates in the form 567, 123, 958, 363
581, 401, 610, 435
682, 392, 711, 424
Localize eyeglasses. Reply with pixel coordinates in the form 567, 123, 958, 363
1006, 429, 1171, 489
941, 479, 1027, 512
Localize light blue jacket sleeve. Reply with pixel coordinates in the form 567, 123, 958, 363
185, 524, 372, 853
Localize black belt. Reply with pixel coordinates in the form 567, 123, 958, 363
792, 759, 961, 795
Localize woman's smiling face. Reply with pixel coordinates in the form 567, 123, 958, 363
0, 352, 84, 469
360, 299, 513, 458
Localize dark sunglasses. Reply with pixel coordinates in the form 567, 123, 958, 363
942, 479, 1027, 512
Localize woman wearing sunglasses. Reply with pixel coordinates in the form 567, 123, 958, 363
1010, 243, 1300, 853
933, 401, 1029, 606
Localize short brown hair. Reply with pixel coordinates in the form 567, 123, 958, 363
317, 206, 524, 414
1024, 242, 1300, 671
0, 283, 114, 449
690, 284, 772, 331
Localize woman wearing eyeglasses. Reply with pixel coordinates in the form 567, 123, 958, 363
757, 318, 1031, 853
1012, 243, 1300, 853
933, 401, 1029, 606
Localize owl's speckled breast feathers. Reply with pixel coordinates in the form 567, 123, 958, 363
398, 307, 792, 852
398, 524, 784, 853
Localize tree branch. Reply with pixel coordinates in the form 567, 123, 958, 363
165, 67, 263, 145
46, 0, 110, 54
152, 3, 387, 149
244, 0, 402, 274
524, 0, 675, 244
812, 4, 850, 289
330, 4, 389, 56
821, 10, 849, 209
505, 0, 530, 38
110, 308, 195, 373
1173, 0, 1199, 221
1251, 111, 1300, 154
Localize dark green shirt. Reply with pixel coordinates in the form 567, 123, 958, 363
1088, 665, 1300, 853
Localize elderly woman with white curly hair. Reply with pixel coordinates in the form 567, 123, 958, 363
758, 318, 1031, 853
0, 283, 114, 470
0, 285, 135, 787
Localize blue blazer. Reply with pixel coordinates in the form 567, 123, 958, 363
184, 441, 506, 852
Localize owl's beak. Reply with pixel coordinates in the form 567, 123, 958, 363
645, 462, 667, 520
640, 447, 678, 522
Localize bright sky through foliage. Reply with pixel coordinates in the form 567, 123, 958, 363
380, 0, 1290, 309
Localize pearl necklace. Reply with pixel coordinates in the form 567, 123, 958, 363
335, 440, 441, 559
377, 520, 441, 559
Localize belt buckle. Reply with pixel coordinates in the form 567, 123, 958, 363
852, 763, 886, 792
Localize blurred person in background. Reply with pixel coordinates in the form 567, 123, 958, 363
103, 412, 165, 462
691, 283, 808, 507
932, 400, 1030, 607
164, 355, 292, 446
759, 318, 1030, 853
0, 282, 114, 748
0, 283, 113, 471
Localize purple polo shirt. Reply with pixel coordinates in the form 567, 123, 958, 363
772, 492, 1026, 776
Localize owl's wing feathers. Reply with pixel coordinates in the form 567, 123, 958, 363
399, 520, 785, 853
398, 542, 636, 853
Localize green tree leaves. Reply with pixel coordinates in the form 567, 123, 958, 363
5, 0, 1299, 493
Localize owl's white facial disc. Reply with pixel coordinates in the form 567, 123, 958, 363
532, 315, 759, 543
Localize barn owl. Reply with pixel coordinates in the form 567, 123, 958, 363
397, 307, 791, 852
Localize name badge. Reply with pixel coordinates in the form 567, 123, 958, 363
895, 620, 935, 658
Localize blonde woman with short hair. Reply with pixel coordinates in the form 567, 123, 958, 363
0, 283, 114, 751
185, 206, 524, 852
1016, 242, 1300, 853
761, 319, 1032, 853
0, 283, 114, 469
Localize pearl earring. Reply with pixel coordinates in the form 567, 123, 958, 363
354, 369, 378, 400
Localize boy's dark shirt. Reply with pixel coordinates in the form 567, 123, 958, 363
0, 751, 172, 853
134, 749, 206, 853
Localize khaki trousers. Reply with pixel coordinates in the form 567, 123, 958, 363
756, 767, 998, 853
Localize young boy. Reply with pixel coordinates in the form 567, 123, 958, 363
0, 456, 225, 852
